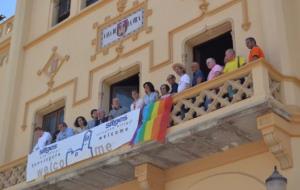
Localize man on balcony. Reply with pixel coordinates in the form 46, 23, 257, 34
223, 49, 246, 99
206, 58, 223, 81
87, 109, 100, 129
56, 122, 74, 142
191, 62, 204, 86
33, 127, 52, 152
246, 37, 265, 62
223, 49, 246, 73
166, 74, 178, 94
108, 97, 129, 120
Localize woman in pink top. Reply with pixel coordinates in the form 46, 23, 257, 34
206, 58, 223, 81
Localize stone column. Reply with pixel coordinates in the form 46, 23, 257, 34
0, 0, 32, 163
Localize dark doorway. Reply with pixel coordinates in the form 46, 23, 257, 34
110, 74, 139, 111
42, 107, 64, 140
193, 31, 233, 79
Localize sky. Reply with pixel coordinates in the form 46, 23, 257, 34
0, 0, 17, 22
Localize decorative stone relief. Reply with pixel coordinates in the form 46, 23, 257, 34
91, 0, 152, 61
257, 113, 294, 170
37, 47, 69, 89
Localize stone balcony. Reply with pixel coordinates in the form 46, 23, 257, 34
0, 17, 14, 44
0, 59, 298, 190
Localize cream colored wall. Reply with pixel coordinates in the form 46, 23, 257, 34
1, 0, 299, 163
166, 152, 286, 190
166, 152, 275, 190
259, 0, 300, 78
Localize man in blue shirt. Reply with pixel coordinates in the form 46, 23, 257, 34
56, 122, 74, 142
87, 109, 100, 129
108, 98, 129, 120
191, 62, 204, 86
166, 74, 178, 94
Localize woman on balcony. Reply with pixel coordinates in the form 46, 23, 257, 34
74, 116, 88, 134
172, 63, 191, 93
130, 89, 144, 110
143, 82, 159, 105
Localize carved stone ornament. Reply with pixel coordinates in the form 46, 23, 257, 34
37, 47, 69, 89
199, 0, 209, 15
91, 0, 152, 61
257, 113, 295, 170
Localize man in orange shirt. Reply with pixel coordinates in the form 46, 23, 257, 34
246, 37, 265, 62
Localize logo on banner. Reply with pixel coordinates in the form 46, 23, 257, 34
65, 130, 93, 165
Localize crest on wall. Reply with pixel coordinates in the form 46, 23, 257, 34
90, 0, 153, 61
37, 46, 69, 89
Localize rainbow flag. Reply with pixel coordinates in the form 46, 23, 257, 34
132, 96, 172, 144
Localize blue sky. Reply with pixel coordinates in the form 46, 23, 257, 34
0, 0, 17, 22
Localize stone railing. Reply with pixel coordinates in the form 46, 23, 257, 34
0, 59, 295, 190
0, 17, 14, 43
170, 58, 299, 126
171, 72, 253, 125
0, 157, 26, 190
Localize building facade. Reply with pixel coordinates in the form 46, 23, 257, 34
0, 0, 299, 189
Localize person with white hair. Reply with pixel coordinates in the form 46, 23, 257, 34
206, 58, 223, 81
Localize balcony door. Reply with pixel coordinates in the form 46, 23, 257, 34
193, 31, 233, 79
110, 74, 139, 111
42, 107, 64, 141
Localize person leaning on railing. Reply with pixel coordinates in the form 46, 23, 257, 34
143, 82, 159, 105
74, 116, 88, 134
130, 89, 144, 111
98, 108, 109, 124
223, 49, 246, 74
108, 97, 129, 120
56, 122, 74, 142
223, 49, 246, 99
172, 63, 191, 93
87, 109, 100, 129
191, 62, 204, 87
206, 58, 223, 81
166, 74, 178, 94
246, 37, 265, 62
160, 84, 171, 99
33, 127, 52, 152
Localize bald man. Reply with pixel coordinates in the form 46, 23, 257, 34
223, 49, 246, 73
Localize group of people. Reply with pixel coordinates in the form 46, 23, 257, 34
33, 37, 265, 152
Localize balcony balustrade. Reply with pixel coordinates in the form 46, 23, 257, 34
0, 59, 296, 190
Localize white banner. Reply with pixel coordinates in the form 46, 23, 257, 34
26, 109, 140, 182
100, 9, 144, 48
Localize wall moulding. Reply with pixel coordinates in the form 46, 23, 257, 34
37, 46, 70, 90
21, 0, 252, 130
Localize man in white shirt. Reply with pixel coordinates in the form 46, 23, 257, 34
33, 127, 52, 152
172, 63, 191, 92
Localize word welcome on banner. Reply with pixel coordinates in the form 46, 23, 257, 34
100, 9, 144, 48
26, 109, 140, 182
